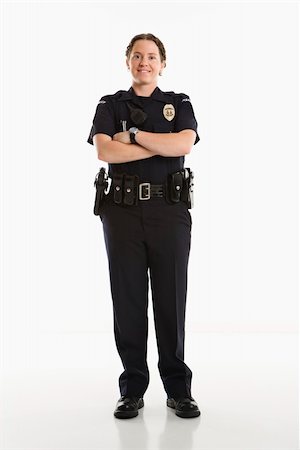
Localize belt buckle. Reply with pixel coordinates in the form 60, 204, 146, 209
139, 182, 151, 200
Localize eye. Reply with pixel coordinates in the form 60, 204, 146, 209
149, 56, 156, 60
132, 54, 140, 60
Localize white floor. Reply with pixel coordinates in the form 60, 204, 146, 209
0, 331, 298, 450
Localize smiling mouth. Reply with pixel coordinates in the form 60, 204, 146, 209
138, 70, 151, 73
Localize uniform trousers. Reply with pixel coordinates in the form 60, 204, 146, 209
99, 193, 193, 399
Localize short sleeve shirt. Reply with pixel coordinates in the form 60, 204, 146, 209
87, 86, 200, 184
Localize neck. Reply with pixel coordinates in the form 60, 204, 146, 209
132, 82, 157, 97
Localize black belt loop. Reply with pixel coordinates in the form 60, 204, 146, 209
113, 173, 124, 204
124, 174, 139, 205
150, 184, 164, 198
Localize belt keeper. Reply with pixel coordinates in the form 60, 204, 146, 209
150, 185, 164, 197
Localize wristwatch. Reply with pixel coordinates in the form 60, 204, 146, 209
129, 127, 139, 144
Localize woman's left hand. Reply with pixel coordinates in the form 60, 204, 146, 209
113, 131, 131, 144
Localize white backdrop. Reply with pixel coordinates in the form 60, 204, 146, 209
0, 0, 298, 375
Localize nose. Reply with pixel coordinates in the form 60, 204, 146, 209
139, 56, 148, 66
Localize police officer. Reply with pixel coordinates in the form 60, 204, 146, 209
87, 33, 201, 419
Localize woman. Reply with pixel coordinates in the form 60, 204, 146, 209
87, 33, 200, 419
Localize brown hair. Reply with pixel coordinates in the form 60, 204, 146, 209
126, 33, 166, 64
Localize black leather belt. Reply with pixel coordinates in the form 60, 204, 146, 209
138, 183, 164, 200
111, 174, 164, 205
93, 167, 194, 215
108, 169, 193, 207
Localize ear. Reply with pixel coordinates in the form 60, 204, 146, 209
160, 61, 166, 74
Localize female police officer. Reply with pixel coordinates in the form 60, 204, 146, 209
87, 33, 200, 419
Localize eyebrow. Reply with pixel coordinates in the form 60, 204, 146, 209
132, 51, 158, 55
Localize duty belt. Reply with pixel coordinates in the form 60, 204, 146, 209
108, 169, 194, 208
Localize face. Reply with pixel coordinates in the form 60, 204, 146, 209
126, 39, 165, 87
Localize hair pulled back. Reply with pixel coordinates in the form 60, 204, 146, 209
126, 33, 166, 64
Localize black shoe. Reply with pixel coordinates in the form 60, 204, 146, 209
114, 396, 144, 419
167, 396, 201, 418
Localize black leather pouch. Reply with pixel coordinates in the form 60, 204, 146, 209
94, 167, 108, 215
124, 174, 139, 205
112, 174, 124, 204
165, 171, 184, 203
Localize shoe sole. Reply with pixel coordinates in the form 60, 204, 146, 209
167, 398, 201, 418
114, 398, 144, 419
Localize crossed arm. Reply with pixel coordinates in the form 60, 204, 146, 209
93, 129, 196, 163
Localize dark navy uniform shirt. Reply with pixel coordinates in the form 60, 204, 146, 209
87, 86, 200, 184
